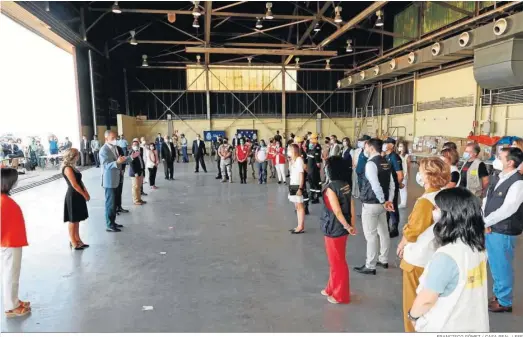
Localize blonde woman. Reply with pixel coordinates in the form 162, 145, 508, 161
62, 149, 90, 250
512, 138, 523, 173
397, 157, 450, 332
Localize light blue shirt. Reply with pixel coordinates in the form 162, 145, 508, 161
424, 252, 459, 297
117, 139, 128, 149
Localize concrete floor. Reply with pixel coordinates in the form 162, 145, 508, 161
2, 159, 522, 332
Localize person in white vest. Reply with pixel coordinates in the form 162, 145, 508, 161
459, 143, 489, 198
396, 157, 450, 332
409, 187, 489, 332
483, 147, 523, 313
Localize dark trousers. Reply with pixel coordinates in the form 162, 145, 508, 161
308, 167, 321, 201
256, 161, 267, 183
81, 150, 90, 166
216, 159, 222, 178
93, 151, 100, 167
195, 155, 206, 172
148, 167, 157, 186
164, 160, 174, 179
104, 187, 117, 228
238, 161, 247, 182
115, 175, 124, 209
386, 189, 400, 231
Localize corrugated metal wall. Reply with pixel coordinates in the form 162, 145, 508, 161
393, 2, 494, 47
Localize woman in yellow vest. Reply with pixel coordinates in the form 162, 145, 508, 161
397, 157, 450, 332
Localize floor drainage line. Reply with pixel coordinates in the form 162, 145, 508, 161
11, 167, 92, 195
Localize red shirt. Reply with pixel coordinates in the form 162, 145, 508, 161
1, 194, 28, 247
236, 145, 249, 162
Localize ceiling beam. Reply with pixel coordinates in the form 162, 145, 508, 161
212, 1, 248, 12
213, 17, 230, 28
89, 7, 194, 15
223, 42, 295, 48
159, 20, 205, 43
319, 1, 388, 48
204, 1, 212, 65
354, 25, 415, 40
213, 12, 315, 20
285, 1, 331, 65
431, 1, 473, 17
185, 47, 337, 57
227, 19, 312, 41
118, 40, 204, 45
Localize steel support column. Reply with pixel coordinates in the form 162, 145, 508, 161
123, 68, 129, 115
282, 64, 286, 137
87, 50, 97, 133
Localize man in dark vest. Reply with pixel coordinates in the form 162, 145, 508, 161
383, 137, 404, 238
483, 147, 523, 313
306, 133, 322, 204
354, 135, 371, 197
354, 138, 395, 275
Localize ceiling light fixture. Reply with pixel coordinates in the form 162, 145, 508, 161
375, 10, 384, 27
192, 1, 201, 17
192, 17, 200, 28
256, 18, 263, 29
295, 57, 300, 69
325, 59, 331, 70
142, 54, 148, 67
346, 39, 353, 53
314, 22, 321, 32
334, 6, 342, 23
129, 30, 138, 45
111, 1, 121, 14
196, 55, 201, 64
248, 57, 253, 66
265, 2, 273, 20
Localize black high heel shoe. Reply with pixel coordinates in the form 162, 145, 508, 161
79, 242, 90, 248
69, 242, 85, 250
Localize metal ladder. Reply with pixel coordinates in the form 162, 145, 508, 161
355, 85, 375, 138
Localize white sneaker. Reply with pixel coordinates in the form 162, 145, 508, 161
321, 289, 328, 296
327, 296, 339, 304
398, 204, 407, 209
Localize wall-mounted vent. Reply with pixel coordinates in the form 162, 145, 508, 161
459, 32, 471, 47
389, 59, 396, 70
408, 52, 416, 64
493, 18, 508, 36
360, 71, 365, 80
431, 42, 441, 56
373, 65, 380, 75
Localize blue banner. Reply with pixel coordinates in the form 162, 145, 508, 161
236, 129, 258, 141
203, 131, 226, 142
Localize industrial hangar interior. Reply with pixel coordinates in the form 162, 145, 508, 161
1, 0, 522, 333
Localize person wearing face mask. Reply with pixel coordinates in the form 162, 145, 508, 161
511, 138, 523, 174
155, 133, 164, 153
329, 135, 342, 158
353, 135, 371, 199
293, 136, 310, 215
146, 142, 159, 189
192, 134, 207, 173
440, 148, 460, 188
397, 141, 409, 208
288, 144, 307, 233
214, 136, 226, 180
273, 140, 286, 184
383, 138, 404, 238
99, 130, 139, 232
161, 136, 176, 180
129, 140, 146, 205
354, 138, 395, 276
255, 140, 268, 184
396, 157, 450, 332
180, 134, 189, 163
91, 135, 101, 168
306, 133, 323, 204
236, 137, 249, 184
459, 143, 489, 198
341, 137, 353, 185
482, 147, 523, 313
218, 138, 234, 183
267, 138, 277, 179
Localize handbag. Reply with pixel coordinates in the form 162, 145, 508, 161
289, 185, 300, 196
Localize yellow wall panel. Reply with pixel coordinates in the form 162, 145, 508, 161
416, 107, 475, 138
481, 104, 523, 137
417, 66, 476, 102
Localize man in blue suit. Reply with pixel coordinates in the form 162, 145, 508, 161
99, 130, 139, 232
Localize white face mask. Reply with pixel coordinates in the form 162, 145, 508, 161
343, 142, 348, 147
108, 139, 117, 146
357, 141, 364, 149
382, 144, 388, 152
416, 172, 425, 187
363, 149, 370, 158
132, 146, 139, 151
492, 158, 503, 171
432, 209, 442, 224
463, 152, 471, 160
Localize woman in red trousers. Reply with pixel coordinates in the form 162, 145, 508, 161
320, 156, 357, 304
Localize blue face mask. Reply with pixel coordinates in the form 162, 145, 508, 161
309, 143, 314, 150
463, 152, 471, 160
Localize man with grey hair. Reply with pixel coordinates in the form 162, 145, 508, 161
99, 130, 139, 232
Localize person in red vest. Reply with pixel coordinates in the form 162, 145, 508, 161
236, 137, 250, 184
267, 138, 277, 179
273, 140, 286, 184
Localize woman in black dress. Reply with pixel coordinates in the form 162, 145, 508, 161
62, 148, 90, 250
